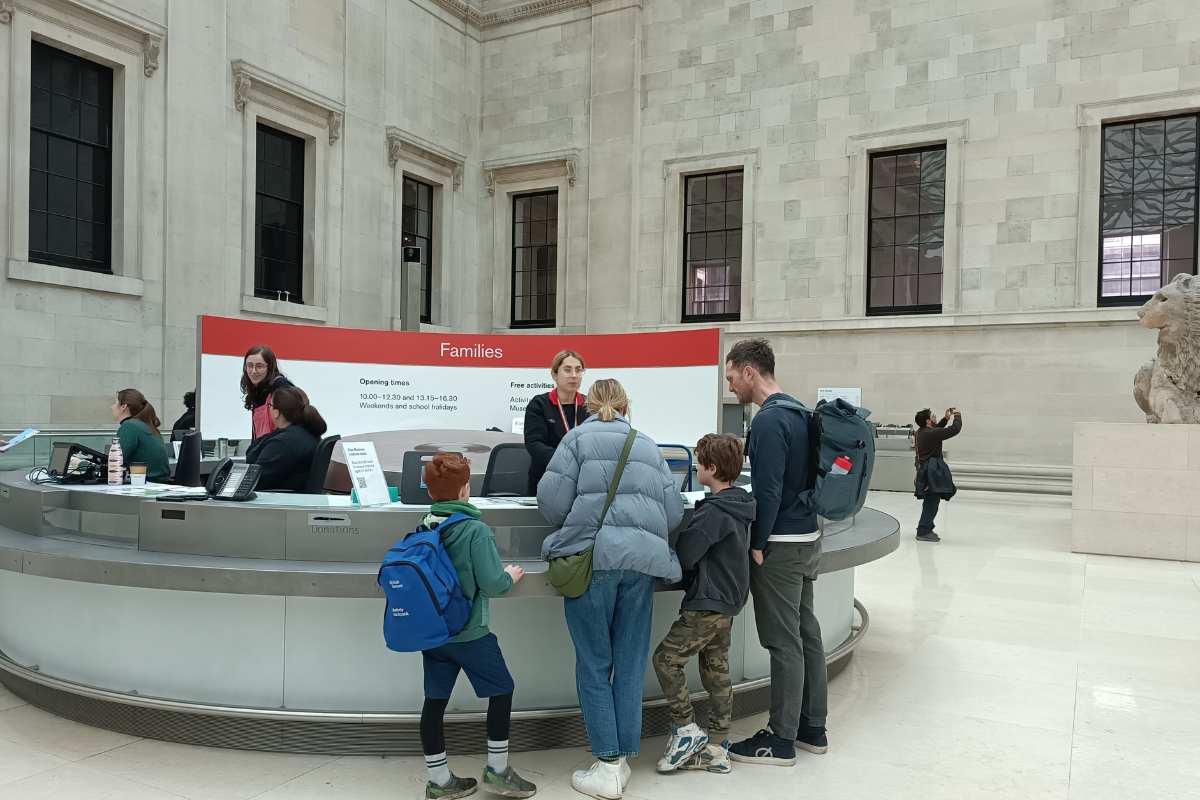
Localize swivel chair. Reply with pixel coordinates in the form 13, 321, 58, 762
480, 444, 532, 497
657, 444, 694, 492
173, 431, 202, 487
304, 435, 341, 494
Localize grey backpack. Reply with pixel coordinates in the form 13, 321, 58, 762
765, 397, 875, 522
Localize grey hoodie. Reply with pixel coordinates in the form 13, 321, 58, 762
671, 486, 757, 615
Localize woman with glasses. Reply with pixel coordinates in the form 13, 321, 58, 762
241, 345, 294, 440
523, 349, 589, 495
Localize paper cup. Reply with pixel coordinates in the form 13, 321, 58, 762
130, 463, 148, 489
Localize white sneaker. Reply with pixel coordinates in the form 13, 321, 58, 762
571, 760, 623, 800
618, 758, 630, 792
656, 723, 709, 773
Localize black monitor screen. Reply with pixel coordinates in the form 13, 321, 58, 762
49, 443, 71, 476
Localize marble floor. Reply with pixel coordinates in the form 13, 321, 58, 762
1, 490, 1199, 799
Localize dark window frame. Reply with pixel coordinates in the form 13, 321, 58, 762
1097, 113, 1200, 306
681, 168, 744, 323
510, 189, 558, 329
29, 41, 113, 274
866, 143, 946, 317
254, 123, 306, 304
402, 176, 435, 324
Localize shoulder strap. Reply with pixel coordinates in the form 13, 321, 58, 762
430, 511, 474, 536
598, 427, 637, 528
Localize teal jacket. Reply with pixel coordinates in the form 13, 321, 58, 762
423, 501, 514, 644
117, 418, 170, 482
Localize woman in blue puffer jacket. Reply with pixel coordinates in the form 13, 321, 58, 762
537, 377, 683, 799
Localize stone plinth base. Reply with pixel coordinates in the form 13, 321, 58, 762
1072, 423, 1200, 562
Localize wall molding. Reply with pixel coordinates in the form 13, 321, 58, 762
428, 0, 591, 28
231, 59, 344, 144
482, 149, 579, 195
386, 127, 466, 189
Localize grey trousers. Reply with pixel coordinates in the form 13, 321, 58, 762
750, 540, 828, 736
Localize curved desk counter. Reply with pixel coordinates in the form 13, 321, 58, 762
0, 473, 898, 754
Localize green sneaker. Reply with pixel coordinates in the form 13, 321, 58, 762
481, 765, 537, 798
425, 773, 478, 800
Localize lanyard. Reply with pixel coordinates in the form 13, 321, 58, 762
554, 393, 577, 432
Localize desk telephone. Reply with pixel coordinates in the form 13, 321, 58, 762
207, 458, 261, 501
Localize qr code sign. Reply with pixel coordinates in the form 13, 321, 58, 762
356, 477, 367, 489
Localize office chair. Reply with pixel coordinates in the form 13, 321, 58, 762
304, 435, 341, 494
481, 443, 532, 497
657, 444, 694, 492
173, 431, 202, 487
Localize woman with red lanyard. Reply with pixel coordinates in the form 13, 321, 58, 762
240, 345, 295, 440
523, 349, 589, 495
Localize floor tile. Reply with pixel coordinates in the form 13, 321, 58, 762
0, 762, 188, 799
0, 736, 69, 788
0, 704, 139, 761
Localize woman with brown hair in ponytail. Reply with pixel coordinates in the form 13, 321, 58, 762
111, 389, 171, 482
245, 386, 329, 491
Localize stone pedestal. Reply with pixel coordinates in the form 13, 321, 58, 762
1072, 423, 1200, 562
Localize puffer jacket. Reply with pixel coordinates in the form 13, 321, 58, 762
537, 415, 683, 582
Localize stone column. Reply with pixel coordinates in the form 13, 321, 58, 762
584, 0, 641, 332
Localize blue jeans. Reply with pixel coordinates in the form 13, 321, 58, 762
563, 570, 654, 758
918, 495, 940, 533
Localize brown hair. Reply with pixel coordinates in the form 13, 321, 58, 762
695, 433, 744, 483
271, 387, 328, 438
551, 350, 586, 374
241, 345, 286, 410
424, 452, 471, 502
725, 338, 775, 377
117, 389, 161, 437
586, 378, 629, 422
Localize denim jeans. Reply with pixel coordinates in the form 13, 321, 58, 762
563, 569, 655, 758
918, 495, 940, 533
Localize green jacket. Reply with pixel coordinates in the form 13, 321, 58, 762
423, 501, 514, 644
117, 418, 170, 482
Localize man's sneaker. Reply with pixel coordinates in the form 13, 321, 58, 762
426, 773, 478, 800
796, 725, 829, 754
679, 741, 732, 774
656, 722, 709, 773
915, 531, 941, 542
482, 766, 537, 798
571, 760, 623, 800
728, 729, 796, 766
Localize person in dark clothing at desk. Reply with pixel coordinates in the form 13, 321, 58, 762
171, 391, 196, 435
523, 350, 589, 495
111, 389, 171, 482
245, 387, 327, 492
914, 408, 962, 542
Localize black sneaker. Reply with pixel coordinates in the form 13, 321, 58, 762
796, 725, 828, 754
728, 729, 796, 766
915, 531, 940, 542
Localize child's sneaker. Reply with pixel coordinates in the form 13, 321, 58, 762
656, 722, 709, 773
482, 766, 537, 798
678, 741, 732, 774
426, 773, 478, 800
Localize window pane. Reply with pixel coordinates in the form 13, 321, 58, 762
896, 216, 919, 245
31, 89, 51, 129
707, 173, 726, 202
1102, 235, 1133, 262
29, 211, 47, 252
918, 274, 942, 305
1101, 194, 1133, 231
895, 153, 921, 184
29, 172, 47, 212
530, 194, 547, 220
1133, 157, 1165, 193
1135, 120, 1166, 156
1163, 224, 1195, 259
686, 232, 705, 260
1166, 117, 1198, 153
919, 244, 943, 274
725, 201, 742, 228
920, 214, 945, 243
921, 150, 947, 183
49, 138, 76, 178
1166, 258, 1192, 280
48, 214, 76, 255
870, 246, 894, 277
51, 56, 79, 96
872, 155, 896, 188
895, 183, 919, 215
687, 176, 706, 204
1165, 151, 1196, 188
1103, 159, 1133, 194
871, 218, 895, 246
704, 203, 724, 230
1104, 125, 1134, 159
686, 204, 705, 232
726, 175, 743, 201
51, 95, 80, 138
920, 182, 945, 213
871, 187, 894, 217
707, 232, 726, 259
48, 174, 75, 216
894, 275, 918, 306
895, 246, 917, 275
1133, 193, 1163, 229
80, 103, 100, 143
1163, 189, 1196, 225
869, 277, 892, 308
726, 230, 741, 257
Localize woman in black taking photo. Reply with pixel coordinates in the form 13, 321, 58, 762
523, 349, 588, 495
244, 387, 328, 491
241, 345, 294, 441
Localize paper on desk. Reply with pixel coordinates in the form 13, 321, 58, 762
0, 428, 39, 452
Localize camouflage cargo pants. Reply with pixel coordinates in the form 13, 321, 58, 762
651, 610, 734, 736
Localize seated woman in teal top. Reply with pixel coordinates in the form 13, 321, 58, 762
111, 389, 171, 483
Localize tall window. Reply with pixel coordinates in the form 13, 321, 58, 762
29, 42, 113, 273
683, 169, 743, 322
255, 124, 305, 303
868, 146, 945, 315
1099, 115, 1199, 304
402, 177, 435, 323
511, 191, 558, 328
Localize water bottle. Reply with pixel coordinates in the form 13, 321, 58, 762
107, 437, 124, 486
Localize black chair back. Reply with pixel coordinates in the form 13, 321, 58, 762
174, 431, 202, 487
481, 443, 532, 497
304, 435, 340, 494
171, 428, 191, 442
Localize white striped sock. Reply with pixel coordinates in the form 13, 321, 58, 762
425, 752, 451, 786
487, 739, 509, 772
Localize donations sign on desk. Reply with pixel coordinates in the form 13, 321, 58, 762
197, 316, 721, 444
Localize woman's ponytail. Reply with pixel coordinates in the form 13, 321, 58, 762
272, 387, 328, 438
117, 389, 161, 437
585, 379, 629, 423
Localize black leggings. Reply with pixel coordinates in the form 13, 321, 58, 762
421, 694, 513, 755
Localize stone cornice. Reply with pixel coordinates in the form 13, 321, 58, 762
386, 126, 466, 189
231, 59, 345, 144
429, 0, 591, 28
483, 149, 579, 194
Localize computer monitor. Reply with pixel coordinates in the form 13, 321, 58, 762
48, 442, 72, 477
400, 451, 437, 505
46, 442, 106, 483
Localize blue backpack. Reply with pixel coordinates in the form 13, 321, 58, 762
378, 512, 473, 652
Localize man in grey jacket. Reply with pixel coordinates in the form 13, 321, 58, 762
723, 338, 828, 767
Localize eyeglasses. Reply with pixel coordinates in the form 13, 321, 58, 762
246, 363, 269, 373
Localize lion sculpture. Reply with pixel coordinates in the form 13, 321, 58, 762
1134, 273, 1200, 424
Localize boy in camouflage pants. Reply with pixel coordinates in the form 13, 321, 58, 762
653, 434, 756, 774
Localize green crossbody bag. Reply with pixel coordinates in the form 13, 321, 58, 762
547, 427, 638, 599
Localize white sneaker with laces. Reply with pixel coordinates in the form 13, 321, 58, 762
572, 760, 623, 800
656, 723, 709, 773
618, 758, 630, 792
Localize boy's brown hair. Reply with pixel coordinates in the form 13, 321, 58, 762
694, 433, 744, 483
424, 452, 471, 502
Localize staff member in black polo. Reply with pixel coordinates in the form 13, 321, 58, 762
523, 349, 588, 495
